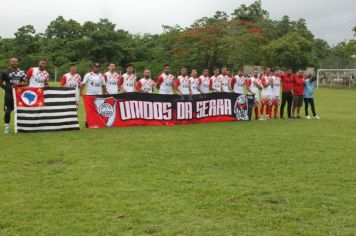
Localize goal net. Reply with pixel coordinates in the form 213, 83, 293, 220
317, 69, 356, 88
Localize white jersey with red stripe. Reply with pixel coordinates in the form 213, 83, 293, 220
176, 75, 190, 95
272, 76, 281, 98
221, 75, 231, 92
247, 76, 261, 100
121, 73, 136, 93
60, 73, 81, 101
210, 75, 222, 92
189, 77, 200, 95
231, 75, 246, 94
199, 75, 210, 94
26, 67, 49, 88
82, 72, 105, 95
157, 73, 175, 95
104, 71, 120, 94
137, 78, 155, 93
260, 74, 273, 98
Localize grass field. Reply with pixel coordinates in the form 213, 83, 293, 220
0, 87, 355, 235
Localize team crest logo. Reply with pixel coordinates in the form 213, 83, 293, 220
94, 98, 117, 127
21, 90, 38, 106
234, 95, 249, 120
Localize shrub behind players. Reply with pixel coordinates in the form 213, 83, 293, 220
120, 64, 136, 93
189, 69, 201, 95
60, 63, 81, 107
246, 70, 262, 120
103, 63, 120, 94
174, 67, 191, 95
80, 63, 107, 96
260, 68, 273, 120
231, 69, 246, 94
199, 68, 210, 94
136, 70, 155, 93
156, 64, 175, 95
0, 58, 26, 134
26, 59, 50, 88
292, 70, 305, 119
271, 70, 281, 119
210, 67, 222, 93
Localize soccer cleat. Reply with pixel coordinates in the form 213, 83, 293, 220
313, 116, 320, 119
4, 127, 10, 134
259, 117, 265, 121
305, 116, 311, 119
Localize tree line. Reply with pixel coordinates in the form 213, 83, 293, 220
0, 0, 355, 79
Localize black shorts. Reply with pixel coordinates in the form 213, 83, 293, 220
293, 95, 303, 107
4, 94, 14, 112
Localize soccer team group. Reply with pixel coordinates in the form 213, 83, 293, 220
1, 58, 320, 133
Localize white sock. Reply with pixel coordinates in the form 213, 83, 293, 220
5, 123, 10, 128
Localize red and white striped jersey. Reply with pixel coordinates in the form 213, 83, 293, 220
103, 71, 120, 94
261, 75, 273, 97
189, 77, 200, 95
120, 73, 136, 93
136, 78, 155, 93
272, 76, 281, 98
247, 76, 261, 100
199, 75, 210, 94
221, 75, 231, 92
210, 75, 222, 92
26, 67, 49, 88
175, 75, 190, 95
231, 75, 246, 94
157, 73, 175, 95
60, 73, 81, 101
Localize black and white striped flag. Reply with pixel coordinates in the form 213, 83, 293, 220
13, 87, 80, 133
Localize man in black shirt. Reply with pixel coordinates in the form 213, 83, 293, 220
0, 58, 26, 134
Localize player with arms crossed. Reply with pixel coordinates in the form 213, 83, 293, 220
136, 70, 155, 93
198, 68, 210, 94
246, 70, 262, 120
271, 70, 281, 119
174, 67, 191, 95
189, 69, 200, 95
210, 67, 222, 93
60, 63, 81, 108
231, 69, 246, 95
26, 59, 50, 88
120, 64, 136, 93
103, 63, 120, 95
0, 58, 26, 134
260, 68, 274, 120
156, 64, 175, 95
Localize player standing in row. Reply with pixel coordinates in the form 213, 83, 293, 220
103, 63, 120, 95
231, 69, 246, 94
136, 70, 155, 93
26, 59, 50, 88
292, 70, 305, 119
260, 68, 274, 120
80, 63, 107, 96
120, 64, 136, 93
60, 63, 82, 107
280, 69, 294, 119
246, 70, 262, 120
189, 69, 201, 95
156, 64, 175, 95
210, 67, 222, 93
220, 66, 232, 92
271, 70, 281, 119
174, 67, 190, 95
199, 69, 210, 94
0, 58, 26, 134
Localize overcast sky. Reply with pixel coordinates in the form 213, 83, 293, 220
0, 0, 355, 45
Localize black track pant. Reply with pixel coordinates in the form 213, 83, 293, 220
304, 98, 317, 117
280, 91, 293, 118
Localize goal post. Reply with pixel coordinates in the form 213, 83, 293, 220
317, 69, 356, 89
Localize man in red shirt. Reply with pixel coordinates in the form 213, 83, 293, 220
280, 69, 294, 119
292, 70, 305, 119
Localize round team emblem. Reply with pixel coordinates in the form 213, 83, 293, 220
98, 103, 114, 118
21, 91, 38, 106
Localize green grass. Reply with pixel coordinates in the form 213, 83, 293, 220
0, 87, 355, 235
